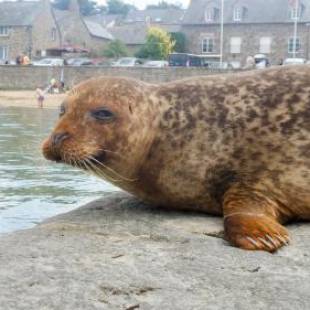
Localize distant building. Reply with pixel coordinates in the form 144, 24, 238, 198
182, 0, 310, 66
54, 0, 113, 57
0, 0, 60, 62
107, 8, 185, 55
124, 7, 185, 24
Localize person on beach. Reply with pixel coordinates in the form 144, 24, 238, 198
36, 88, 45, 108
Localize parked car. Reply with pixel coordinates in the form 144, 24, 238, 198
67, 57, 94, 66
254, 54, 270, 69
283, 58, 306, 65
32, 58, 65, 66
112, 57, 143, 67
143, 60, 169, 68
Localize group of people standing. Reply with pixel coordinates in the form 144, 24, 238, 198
16, 54, 30, 65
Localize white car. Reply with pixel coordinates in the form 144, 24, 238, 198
32, 58, 65, 66
112, 57, 143, 67
143, 60, 169, 68
283, 58, 306, 65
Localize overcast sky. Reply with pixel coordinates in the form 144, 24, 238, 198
98, 0, 191, 10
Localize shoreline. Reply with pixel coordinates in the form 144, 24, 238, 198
0, 90, 66, 109
0, 192, 309, 309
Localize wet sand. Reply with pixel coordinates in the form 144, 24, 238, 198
0, 91, 66, 109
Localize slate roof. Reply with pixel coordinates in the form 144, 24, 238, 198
124, 8, 185, 24
83, 19, 114, 40
0, 1, 42, 26
183, 0, 310, 24
109, 22, 181, 45
109, 22, 148, 45
53, 8, 113, 41
86, 13, 123, 28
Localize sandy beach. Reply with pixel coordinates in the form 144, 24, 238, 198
0, 91, 66, 109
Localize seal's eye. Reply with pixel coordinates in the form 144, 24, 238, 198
91, 108, 115, 121
59, 104, 66, 117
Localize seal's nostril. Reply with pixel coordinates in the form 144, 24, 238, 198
51, 132, 70, 147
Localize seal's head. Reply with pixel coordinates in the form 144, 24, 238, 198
42, 77, 156, 184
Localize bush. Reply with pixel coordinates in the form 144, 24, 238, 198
102, 40, 128, 58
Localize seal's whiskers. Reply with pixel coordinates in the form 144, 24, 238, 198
88, 155, 137, 182
84, 158, 119, 183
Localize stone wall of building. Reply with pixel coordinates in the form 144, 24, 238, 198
0, 65, 236, 90
182, 23, 310, 66
54, 0, 110, 57
0, 26, 32, 61
31, 0, 61, 56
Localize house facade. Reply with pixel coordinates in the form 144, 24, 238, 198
0, 0, 60, 62
182, 0, 310, 66
0, 0, 113, 62
54, 0, 113, 57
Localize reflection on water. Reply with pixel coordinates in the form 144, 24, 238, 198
0, 106, 118, 233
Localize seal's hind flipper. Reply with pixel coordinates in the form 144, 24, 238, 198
223, 186, 290, 252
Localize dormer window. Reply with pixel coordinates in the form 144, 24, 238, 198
233, 7, 242, 21
233, 6, 247, 22
205, 7, 219, 22
290, 3, 305, 20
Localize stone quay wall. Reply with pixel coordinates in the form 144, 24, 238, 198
0, 65, 237, 90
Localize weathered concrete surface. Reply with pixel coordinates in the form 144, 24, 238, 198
0, 192, 309, 310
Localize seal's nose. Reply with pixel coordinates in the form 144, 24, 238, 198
51, 132, 70, 148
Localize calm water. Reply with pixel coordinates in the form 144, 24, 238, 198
0, 106, 118, 234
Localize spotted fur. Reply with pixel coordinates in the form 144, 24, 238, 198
42, 65, 310, 252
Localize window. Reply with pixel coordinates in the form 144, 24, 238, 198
233, 7, 242, 21
288, 37, 301, 53
0, 26, 9, 36
202, 38, 214, 53
205, 8, 219, 22
0, 46, 8, 60
290, 5, 303, 20
51, 28, 56, 41
230, 37, 242, 54
260, 37, 272, 54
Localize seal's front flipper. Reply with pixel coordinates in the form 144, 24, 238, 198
223, 186, 290, 252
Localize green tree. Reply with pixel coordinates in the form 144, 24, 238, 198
79, 0, 97, 15
106, 0, 136, 15
135, 27, 175, 60
170, 32, 186, 53
52, 0, 100, 15
52, 0, 70, 10
146, 1, 182, 9
103, 40, 128, 58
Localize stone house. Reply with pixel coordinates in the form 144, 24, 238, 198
182, 0, 310, 66
107, 8, 185, 56
0, 0, 60, 62
54, 0, 113, 56
0, 0, 114, 62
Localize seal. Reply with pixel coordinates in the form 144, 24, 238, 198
42, 65, 310, 252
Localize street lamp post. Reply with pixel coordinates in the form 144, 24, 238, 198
292, 0, 299, 58
220, 0, 224, 67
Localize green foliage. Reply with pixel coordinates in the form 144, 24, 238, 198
146, 1, 182, 9
79, 0, 97, 15
135, 27, 175, 60
52, 0, 99, 15
106, 0, 136, 15
102, 40, 128, 58
52, 0, 70, 10
170, 32, 186, 53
